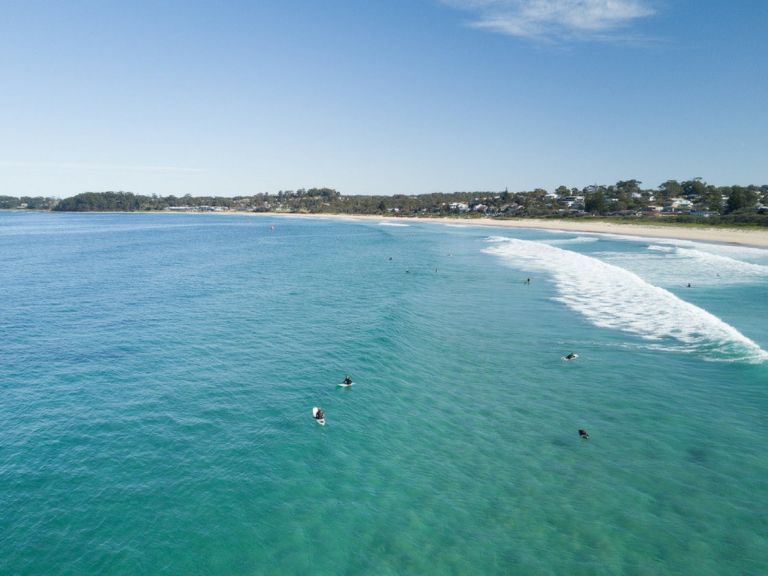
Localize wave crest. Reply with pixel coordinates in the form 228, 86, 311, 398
484, 237, 768, 363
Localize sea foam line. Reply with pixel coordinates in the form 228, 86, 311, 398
484, 236, 768, 363
672, 246, 768, 277
542, 236, 599, 246
652, 238, 768, 261
596, 243, 768, 288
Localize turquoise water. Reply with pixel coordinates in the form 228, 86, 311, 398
1, 212, 767, 575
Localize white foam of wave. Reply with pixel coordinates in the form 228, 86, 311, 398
484, 236, 768, 363
543, 236, 600, 246
675, 247, 768, 276
378, 222, 410, 227
597, 243, 768, 288
536, 228, 768, 261
655, 238, 768, 262
569, 230, 768, 263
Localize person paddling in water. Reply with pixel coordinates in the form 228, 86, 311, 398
343, 375, 352, 386
564, 352, 577, 361
579, 429, 589, 439
315, 408, 325, 421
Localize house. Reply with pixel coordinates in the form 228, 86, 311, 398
557, 196, 584, 208
669, 197, 693, 210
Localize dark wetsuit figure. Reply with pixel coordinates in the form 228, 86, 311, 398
579, 429, 589, 439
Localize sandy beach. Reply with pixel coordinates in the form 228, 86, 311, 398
235, 212, 768, 248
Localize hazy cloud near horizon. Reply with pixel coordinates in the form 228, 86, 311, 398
441, 0, 656, 41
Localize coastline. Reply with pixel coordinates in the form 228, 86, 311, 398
7, 209, 766, 247
227, 212, 768, 248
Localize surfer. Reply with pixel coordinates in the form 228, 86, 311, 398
564, 352, 577, 361
343, 375, 352, 386
525, 278, 531, 284
315, 408, 325, 421
579, 429, 589, 439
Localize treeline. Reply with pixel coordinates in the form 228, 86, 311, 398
4, 179, 768, 226
0, 195, 58, 210
50, 188, 342, 212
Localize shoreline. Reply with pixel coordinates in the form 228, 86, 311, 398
229, 212, 768, 248
6, 209, 768, 247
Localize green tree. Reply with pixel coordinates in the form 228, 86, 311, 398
658, 180, 682, 204
585, 191, 606, 214
0, 196, 21, 208
681, 178, 706, 199
703, 186, 723, 213
725, 187, 758, 213
616, 180, 642, 195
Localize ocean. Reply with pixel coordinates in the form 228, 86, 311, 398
1, 212, 766, 575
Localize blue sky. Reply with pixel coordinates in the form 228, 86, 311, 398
1, 0, 767, 197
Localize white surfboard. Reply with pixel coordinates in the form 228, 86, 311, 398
337, 381, 354, 387
561, 354, 579, 361
312, 407, 325, 426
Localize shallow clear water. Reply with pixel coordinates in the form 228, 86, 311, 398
1, 212, 766, 575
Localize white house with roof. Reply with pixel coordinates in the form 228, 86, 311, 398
669, 197, 693, 210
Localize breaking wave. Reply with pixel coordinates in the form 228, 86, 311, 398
674, 246, 768, 277
543, 236, 600, 246
597, 242, 768, 287
657, 238, 768, 261
484, 237, 768, 363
